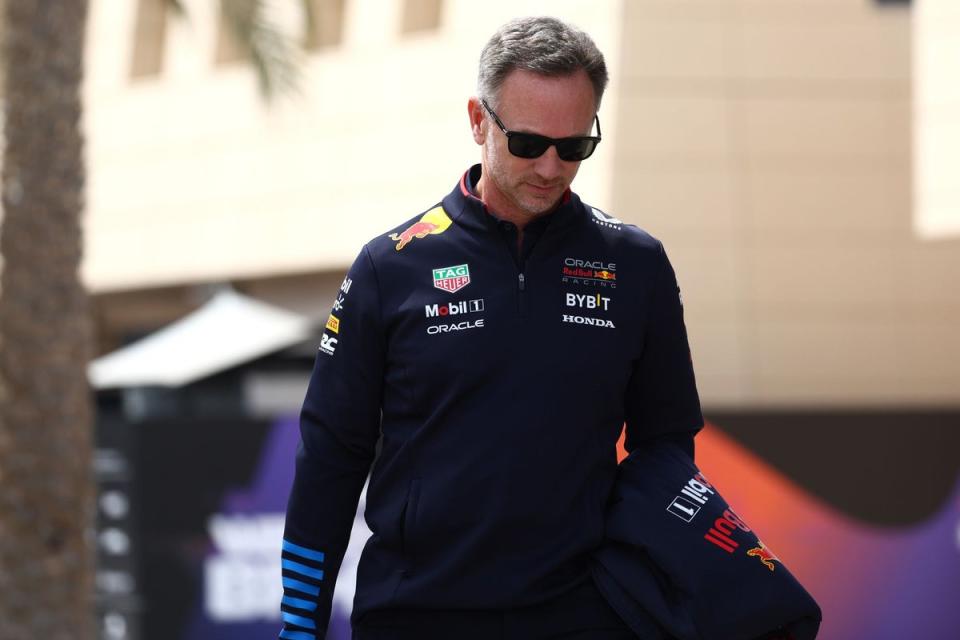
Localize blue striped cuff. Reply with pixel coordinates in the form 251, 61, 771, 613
279, 629, 315, 640
281, 611, 316, 630
281, 594, 318, 612
282, 539, 325, 563
282, 558, 325, 581
282, 576, 321, 597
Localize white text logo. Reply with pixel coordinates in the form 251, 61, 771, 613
425, 299, 484, 318
592, 208, 623, 229
562, 315, 615, 329
427, 319, 485, 334
566, 293, 611, 311
666, 473, 715, 523
320, 334, 338, 355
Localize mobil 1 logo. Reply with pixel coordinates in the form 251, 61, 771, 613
424, 298, 485, 335
666, 472, 715, 522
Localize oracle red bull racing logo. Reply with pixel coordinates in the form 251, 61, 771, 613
561, 257, 617, 288
388, 206, 452, 250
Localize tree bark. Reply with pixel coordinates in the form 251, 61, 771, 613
0, 0, 93, 638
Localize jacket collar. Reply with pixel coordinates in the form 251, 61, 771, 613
442, 164, 581, 234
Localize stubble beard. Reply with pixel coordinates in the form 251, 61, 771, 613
490, 164, 565, 220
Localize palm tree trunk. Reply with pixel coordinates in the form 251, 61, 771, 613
0, 0, 93, 638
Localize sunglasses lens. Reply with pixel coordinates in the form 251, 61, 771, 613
557, 138, 598, 162
508, 134, 551, 159
506, 132, 600, 161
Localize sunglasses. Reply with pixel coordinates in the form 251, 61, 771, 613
481, 99, 602, 162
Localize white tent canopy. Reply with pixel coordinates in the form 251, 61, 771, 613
89, 289, 315, 389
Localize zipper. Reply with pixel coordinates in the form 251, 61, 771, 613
518, 272, 526, 316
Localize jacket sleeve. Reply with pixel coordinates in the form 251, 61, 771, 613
623, 241, 703, 456
592, 443, 822, 640
279, 245, 385, 640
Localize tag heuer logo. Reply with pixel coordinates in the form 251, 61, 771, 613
432, 264, 471, 293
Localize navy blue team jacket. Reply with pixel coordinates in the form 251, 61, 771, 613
279, 165, 704, 639
591, 441, 821, 640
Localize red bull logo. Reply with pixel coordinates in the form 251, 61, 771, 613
704, 507, 752, 553
389, 206, 452, 250
747, 542, 780, 571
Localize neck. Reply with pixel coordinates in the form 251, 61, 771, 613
474, 174, 546, 232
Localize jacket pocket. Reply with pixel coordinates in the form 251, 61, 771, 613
400, 478, 421, 556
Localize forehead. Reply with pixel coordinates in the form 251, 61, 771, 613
494, 69, 597, 137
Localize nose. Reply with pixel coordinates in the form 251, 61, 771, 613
532, 144, 567, 181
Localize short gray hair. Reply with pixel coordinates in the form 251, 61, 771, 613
477, 16, 609, 110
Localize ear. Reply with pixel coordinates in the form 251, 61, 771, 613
467, 97, 485, 146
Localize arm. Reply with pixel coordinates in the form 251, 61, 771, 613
279, 246, 385, 640
623, 242, 703, 460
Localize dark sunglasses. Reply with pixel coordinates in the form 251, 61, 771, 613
481, 99, 601, 162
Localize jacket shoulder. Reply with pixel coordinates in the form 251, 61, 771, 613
581, 202, 665, 256
365, 201, 452, 258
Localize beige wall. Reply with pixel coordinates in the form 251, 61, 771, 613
83, 0, 960, 407
612, 0, 960, 408
82, 0, 622, 291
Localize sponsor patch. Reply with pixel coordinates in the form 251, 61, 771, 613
565, 292, 611, 311
388, 206, 452, 251
427, 319, 484, 335
432, 264, 471, 293
667, 472, 715, 523
562, 257, 617, 288
591, 207, 623, 229
319, 334, 338, 356
320, 275, 353, 356
325, 315, 340, 334
562, 314, 615, 329
667, 497, 701, 523
425, 299, 484, 318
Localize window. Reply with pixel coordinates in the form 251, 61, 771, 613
215, 2, 245, 66
305, 0, 346, 50
401, 0, 443, 35
130, 0, 167, 78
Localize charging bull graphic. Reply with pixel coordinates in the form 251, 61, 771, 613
389, 206, 452, 250
747, 542, 780, 572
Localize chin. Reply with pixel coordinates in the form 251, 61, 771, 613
521, 193, 562, 215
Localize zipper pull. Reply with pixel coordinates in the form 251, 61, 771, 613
518, 273, 526, 291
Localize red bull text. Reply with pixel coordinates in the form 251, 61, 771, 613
704, 508, 751, 553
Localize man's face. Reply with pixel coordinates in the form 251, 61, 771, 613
472, 69, 598, 221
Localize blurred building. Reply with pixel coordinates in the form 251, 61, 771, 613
86, 0, 959, 408
81, 1, 959, 639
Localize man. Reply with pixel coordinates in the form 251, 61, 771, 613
279, 16, 702, 640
